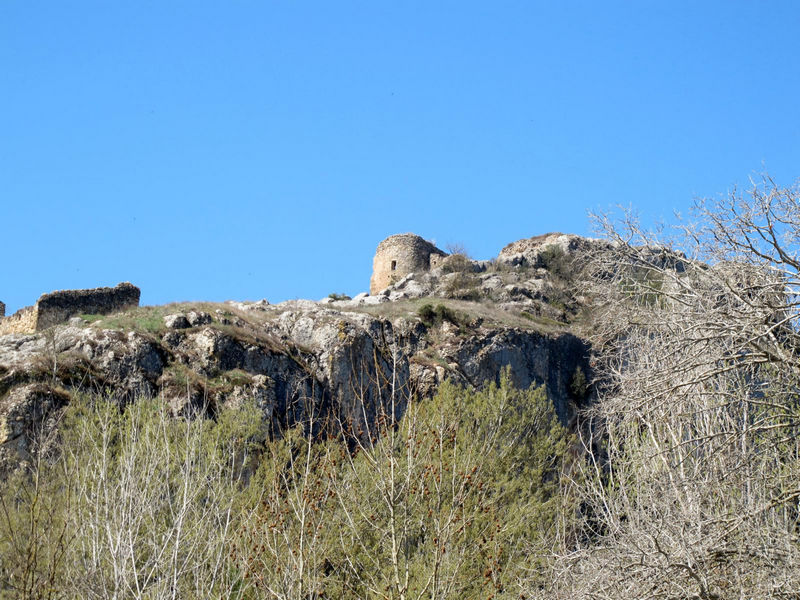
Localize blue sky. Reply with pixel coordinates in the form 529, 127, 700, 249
1, 1, 798, 313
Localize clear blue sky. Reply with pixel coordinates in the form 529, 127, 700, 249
2, 1, 798, 313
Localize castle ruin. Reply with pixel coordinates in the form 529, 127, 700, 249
0, 282, 140, 336
370, 234, 447, 295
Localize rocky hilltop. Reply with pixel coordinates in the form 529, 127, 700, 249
0, 233, 598, 473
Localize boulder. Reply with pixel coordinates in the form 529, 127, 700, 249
164, 314, 190, 329
186, 311, 212, 327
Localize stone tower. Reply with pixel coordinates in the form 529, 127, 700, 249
370, 233, 447, 294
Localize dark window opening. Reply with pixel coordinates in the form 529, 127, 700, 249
391, 260, 397, 271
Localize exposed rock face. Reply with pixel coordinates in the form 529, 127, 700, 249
0, 384, 68, 472
186, 310, 213, 327
498, 232, 602, 268
453, 329, 589, 420
0, 308, 591, 475
164, 314, 191, 329
370, 234, 447, 294
0, 234, 600, 475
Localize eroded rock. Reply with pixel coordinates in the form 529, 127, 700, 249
0, 233, 602, 475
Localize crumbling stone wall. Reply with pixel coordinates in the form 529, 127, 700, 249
0, 306, 36, 336
0, 282, 140, 336
35, 282, 140, 330
370, 234, 447, 294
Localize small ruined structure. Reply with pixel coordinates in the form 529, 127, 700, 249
0, 282, 140, 336
370, 233, 447, 295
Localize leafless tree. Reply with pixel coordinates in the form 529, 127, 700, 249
0, 420, 72, 600
60, 396, 256, 600
542, 176, 800, 599
234, 392, 343, 600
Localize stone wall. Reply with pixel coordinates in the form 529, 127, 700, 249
0, 282, 140, 336
370, 234, 447, 294
35, 282, 140, 330
0, 307, 37, 336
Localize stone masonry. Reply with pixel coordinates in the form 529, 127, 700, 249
370, 234, 448, 295
0, 307, 37, 336
0, 282, 140, 336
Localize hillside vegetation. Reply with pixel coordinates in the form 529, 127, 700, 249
549, 176, 800, 598
0, 373, 574, 599
1, 177, 800, 598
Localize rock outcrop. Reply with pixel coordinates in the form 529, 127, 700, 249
0, 235, 599, 474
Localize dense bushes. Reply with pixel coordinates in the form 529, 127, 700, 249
0, 395, 263, 599
239, 371, 575, 598
417, 303, 461, 327
0, 372, 575, 599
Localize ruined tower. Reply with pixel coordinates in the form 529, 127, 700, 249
370, 233, 447, 295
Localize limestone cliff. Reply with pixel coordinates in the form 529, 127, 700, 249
0, 234, 597, 473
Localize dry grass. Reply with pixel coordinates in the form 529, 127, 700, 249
158, 363, 255, 400
343, 298, 567, 333
83, 301, 267, 333
78, 295, 572, 343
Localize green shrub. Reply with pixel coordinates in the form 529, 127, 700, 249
440, 253, 474, 274
417, 302, 461, 327
0, 374, 577, 596
434, 303, 458, 324
570, 365, 589, 399
539, 245, 573, 280
417, 303, 436, 324
327, 293, 351, 301
239, 368, 577, 597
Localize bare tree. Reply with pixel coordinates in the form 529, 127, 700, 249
0, 422, 72, 600
59, 395, 259, 600
543, 176, 800, 598
234, 394, 343, 600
